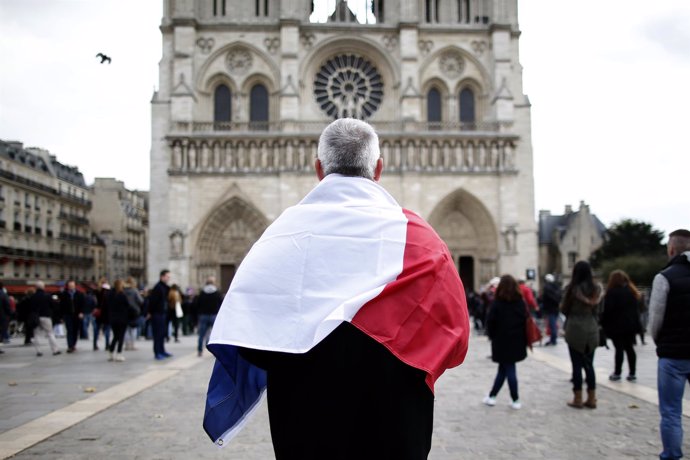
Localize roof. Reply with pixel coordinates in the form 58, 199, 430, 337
539, 209, 607, 245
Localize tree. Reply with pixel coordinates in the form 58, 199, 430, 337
592, 219, 667, 286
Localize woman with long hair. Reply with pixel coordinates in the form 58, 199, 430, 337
107, 279, 130, 362
483, 274, 528, 410
562, 260, 602, 409
167, 284, 182, 343
601, 270, 642, 382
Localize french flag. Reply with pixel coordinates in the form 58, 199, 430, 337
203, 174, 470, 446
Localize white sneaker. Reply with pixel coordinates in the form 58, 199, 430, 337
483, 395, 496, 406
511, 400, 522, 410
114, 353, 125, 362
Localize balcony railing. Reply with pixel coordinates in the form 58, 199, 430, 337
167, 131, 519, 175
58, 212, 90, 226
58, 232, 90, 244
173, 120, 512, 135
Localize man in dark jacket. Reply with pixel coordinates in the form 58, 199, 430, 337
147, 269, 171, 360
541, 274, 562, 345
30, 281, 61, 356
648, 228, 690, 460
59, 280, 85, 353
195, 276, 223, 357
0, 282, 11, 351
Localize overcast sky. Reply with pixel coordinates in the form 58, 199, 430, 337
1, 1, 688, 237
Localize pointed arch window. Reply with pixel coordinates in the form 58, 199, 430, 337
250, 84, 269, 130
459, 87, 475, 125
214, 84, 232, 126
427, 87, 442, 128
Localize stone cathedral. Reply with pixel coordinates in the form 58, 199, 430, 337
148, 0, 538, 293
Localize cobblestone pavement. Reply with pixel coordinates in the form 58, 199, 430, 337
1, 330, 689, 459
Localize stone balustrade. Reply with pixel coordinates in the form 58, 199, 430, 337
167, 120, 518, 175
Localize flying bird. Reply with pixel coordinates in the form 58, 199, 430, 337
96, 53, 111, 64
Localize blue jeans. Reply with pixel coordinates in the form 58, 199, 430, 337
547, 312, 559, 344
489, 362, 519, 401
151, 313, 167, 357
81, 313, 95, 339
569, 346, 596, 391
197, 314, 216, 352
658, 358, 690, 460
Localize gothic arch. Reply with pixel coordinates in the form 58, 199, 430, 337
420, 45, 492, 94
194, 196, 269, 284
195, 41, 281, 95
427, 189, 498, 289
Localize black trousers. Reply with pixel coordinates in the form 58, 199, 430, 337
611, 335, 636, 376
109, 323, 126, 354
240, 323, 434, 460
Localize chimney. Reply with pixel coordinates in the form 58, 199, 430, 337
565, 205, 573, 214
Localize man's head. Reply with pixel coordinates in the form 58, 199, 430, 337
36, 280, 45, 290
544, 273, 555, 283
667, 229, 690, 258
206, 276, 216, 285
66, 280, 76, 291
316, 118, 383, 181
160, 269, 171, 284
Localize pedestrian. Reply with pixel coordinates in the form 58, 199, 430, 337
17, 288, 35, 345
0, 282, 10, 349
648, 228, 690, 460
147, 270, 171, 360
81, 288, 97, 340
482, 274, 528, 410
541, 273, 562, 346
58, 280, 85, 353
195, 276, 222, 357
167, 284, 182, 343
601, 270, 642, 382
561, 261, 602, 409
203, 118, 470, 457
519, 278, 538, 317
123, 277, 143, 351
93, 278, 111, 351
29, 281, 61, 356
106, 279, 130, 362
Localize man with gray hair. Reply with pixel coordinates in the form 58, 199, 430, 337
204, 118, 470, 458
648, 228, 690, 460
29, 281, 61, 356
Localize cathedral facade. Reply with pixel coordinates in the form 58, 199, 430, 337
149, 0, 537, 293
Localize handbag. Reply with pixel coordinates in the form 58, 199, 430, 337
175, 301, 184, 319
525, 306, 542, 350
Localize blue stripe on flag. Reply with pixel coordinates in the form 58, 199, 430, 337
203, 343, 267, 446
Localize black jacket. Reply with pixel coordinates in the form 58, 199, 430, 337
541, 282, 562, 314
108, 291, 130, 326
195, 285, 223, 316
487, 299, 528, 364
30, 289, 55, 318
147, 281, 170, 315
656, 253, 690, 359
601, 285, 641, 339
59, 289, 85, 317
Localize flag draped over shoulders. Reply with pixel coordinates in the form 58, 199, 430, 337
203, 174, 470, 446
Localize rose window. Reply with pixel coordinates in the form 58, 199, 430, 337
314, 54, 383, 120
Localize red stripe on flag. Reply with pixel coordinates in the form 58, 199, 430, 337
352, 209, 471, 392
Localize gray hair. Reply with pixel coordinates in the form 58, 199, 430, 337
36, 280, 45, 289
317, 118, 380, 180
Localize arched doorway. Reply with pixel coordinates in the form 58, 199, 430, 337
195, 197, 269, 293
427, 189, 498, 291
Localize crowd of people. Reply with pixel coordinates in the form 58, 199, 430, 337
0, 272, 223, 362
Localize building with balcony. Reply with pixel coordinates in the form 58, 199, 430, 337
0, 140, 93, 284
90, 178, 148, 285
538, 201, 607, 283
149, 0, 537, 292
